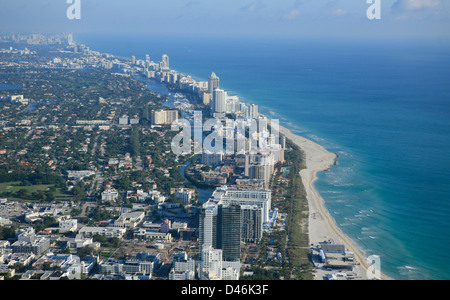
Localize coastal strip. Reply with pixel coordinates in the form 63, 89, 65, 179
130, 48, 392, 279
73, 38, 389, 279
136, 47, 390, 279
278, 124, 391, 280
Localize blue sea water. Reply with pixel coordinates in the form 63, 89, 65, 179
77, 33, 450, 280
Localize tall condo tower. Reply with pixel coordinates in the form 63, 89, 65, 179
217, 204, 241, 262
249, 104, 259, 119
161, 54, 169, 70
199, 202, 241, 262
67, 33, 74, 46
213, 89, 227, 113
208, 72, 220, 94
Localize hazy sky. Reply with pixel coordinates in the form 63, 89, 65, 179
0, 0, 449, 39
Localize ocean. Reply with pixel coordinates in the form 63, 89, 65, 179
76, 33, 450, 280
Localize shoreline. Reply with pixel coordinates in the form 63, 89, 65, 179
141, 68, 392, 279
80, 42, 392, 279
278, 124, 392, 280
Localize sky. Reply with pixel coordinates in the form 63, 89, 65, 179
0, 0, 449, 39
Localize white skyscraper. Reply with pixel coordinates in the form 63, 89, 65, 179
213, 89, 227, 113
199, 203, 218, 249
210, 185, 272, 223
161, 54, 169, 70
208, 72, 220, 94
249, 104, 259, 119
227, 95, 240, 114
151, 109, 178, 125
200, 245, 223, 280
67, 33, 74, 46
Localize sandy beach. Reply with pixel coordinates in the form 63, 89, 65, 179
278, 124, 391, 280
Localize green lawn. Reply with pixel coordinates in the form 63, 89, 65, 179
0, 181, 47, 192
0, 181, 74, 202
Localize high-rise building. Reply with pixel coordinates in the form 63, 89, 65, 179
202, 92, 212, 106
200, 245, 223, 280
67, 33, 74, 46
199, 201, 242, 280
249, 104, 259, 119
131, 56, 136, 65
217, 204, 241, 262
200, 186, 269, 246
202, 150, 224, 166
240, 205, 263, 243
161, 54, 169, 70
280, 134, 286, 149
213, 89, 227, 113
151, 109, 178, 125
245, 153, 275, 188
226, 95, 239, 114
199, 202, 241, 259
249, 163, 272, 188
210, 185, 272, 223
199, 202, 218, 250
208, 72, 220, 94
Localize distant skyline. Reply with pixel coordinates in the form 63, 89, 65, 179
0, 0, 449, 39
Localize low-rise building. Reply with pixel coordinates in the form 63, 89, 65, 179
113, 211, 145, 228
59, 219, 78, 232
169, 269, 195, 280
11, 238, 50, 256
67, 170, 95, 181
102, 187, 119, 202
170, 188, 195, 204
78, 226, 126, 239
171, 252, 196, 280
99, 253, 159, 277
133, 228, 172, 241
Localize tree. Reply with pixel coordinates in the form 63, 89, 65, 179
130, 126, 141, 158
142, 105, 150, 122
15, 188, 28, 198
201, 165, 211, 172
72, 181, 86, 201
42, 262, 52, 271
45, 191, 56, 202
0, 226, 16, 240
77, 246, 96, 259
